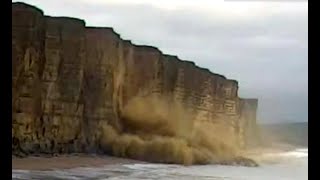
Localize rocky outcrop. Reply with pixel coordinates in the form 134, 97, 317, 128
12, 2, 258, 158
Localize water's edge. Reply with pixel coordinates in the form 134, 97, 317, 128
12, 148, 308, 180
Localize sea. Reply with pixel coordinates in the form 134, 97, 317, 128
12, 148, 308, 180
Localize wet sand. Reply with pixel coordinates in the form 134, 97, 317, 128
12, 154, 146, 170
12, 144, 293, 171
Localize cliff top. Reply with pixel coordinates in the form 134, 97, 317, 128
86, 27, 121, 39
45, 16, 86, 26
12, 2, 238, 85
12, 2, 43, 14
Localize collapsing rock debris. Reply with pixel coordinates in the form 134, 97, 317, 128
12, 2, 259, 166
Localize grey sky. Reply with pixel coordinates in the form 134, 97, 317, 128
13, 0, 308, 124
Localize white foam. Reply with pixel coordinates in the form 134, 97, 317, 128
263, 148, 308, 159
12, 149, 308, 180
296, 148, 308, 153
123, 163, 180, 170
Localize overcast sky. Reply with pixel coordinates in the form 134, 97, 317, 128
13, 0, 308, 124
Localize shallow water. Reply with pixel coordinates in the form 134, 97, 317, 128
12, 148, 308, 180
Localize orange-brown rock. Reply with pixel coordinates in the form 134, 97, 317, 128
12, 2, 258, 157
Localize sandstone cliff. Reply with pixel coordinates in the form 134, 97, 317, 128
12, 2, 258, 164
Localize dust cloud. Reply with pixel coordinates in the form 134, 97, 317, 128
98, 94, 247, 165
98, 54, 255, 166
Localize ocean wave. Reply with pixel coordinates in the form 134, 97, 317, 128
295, 148, 308, 153
12, 149, 308, 180
267, 148, 308, 158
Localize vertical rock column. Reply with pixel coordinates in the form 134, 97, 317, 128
129, 46, 162, 98
193, 68, 214, 123
121, 45, 163, 109
121, 40, 134, 107
40, 17, 86, 153
161, 55, 179, 97
83, 28, 123, 149
239, 98, 258, 148
12, 3, 45, 155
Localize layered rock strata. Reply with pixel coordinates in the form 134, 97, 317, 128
12, 2, 258, 157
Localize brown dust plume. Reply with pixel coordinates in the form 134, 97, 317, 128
98, 94, 253, 165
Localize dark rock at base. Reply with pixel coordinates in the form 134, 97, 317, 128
219, 156, 259, 167
13, 151, 27, 158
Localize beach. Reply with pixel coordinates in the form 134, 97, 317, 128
12, 147, 307, 180
12, 154, 145, 171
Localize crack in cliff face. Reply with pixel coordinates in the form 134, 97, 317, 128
12, 2, 259, 166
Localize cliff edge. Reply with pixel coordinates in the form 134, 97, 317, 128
12, 2, 258, 166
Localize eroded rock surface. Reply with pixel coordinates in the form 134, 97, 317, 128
12, 2, 258, 161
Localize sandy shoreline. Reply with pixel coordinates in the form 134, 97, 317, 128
12, 145, 297, 171
12, 154, 146, 170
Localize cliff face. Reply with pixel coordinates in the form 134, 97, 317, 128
12, 2, 258, 161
